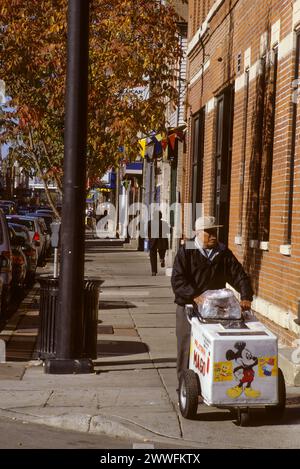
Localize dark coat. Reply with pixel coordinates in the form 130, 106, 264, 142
148, 219, 169, 251
171, 242, 253, 306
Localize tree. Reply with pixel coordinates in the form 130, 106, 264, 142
0, 0, 181, 210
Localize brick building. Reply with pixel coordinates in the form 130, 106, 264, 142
183, 0, 300, 344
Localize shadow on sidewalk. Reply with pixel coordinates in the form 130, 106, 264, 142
85, 249, 137, 254
1, 287, 40, 362
233, 407, 300, 427
97, 340, 149, 357
99, 300, 137, 310
191, 404, 300, 427
4, 317, 39, 362
95, 357, 176, 367
101, 285, 168, 289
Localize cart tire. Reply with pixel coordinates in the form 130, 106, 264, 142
265, 368, 286, 419
179, 370, 199, 419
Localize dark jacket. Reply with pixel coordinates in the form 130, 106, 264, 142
171, 242, 253, 306
148, 219, 169, 250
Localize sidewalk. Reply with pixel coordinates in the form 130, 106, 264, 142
0, 240, 300, 448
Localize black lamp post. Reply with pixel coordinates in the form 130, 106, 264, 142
45, 0, 91, 373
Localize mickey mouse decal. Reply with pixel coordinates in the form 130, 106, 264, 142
226, 342, 261, 399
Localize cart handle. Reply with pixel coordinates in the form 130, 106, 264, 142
185, 304, 195, 325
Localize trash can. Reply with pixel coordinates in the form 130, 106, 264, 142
37, 277, 59, 359
37, 277, 102, 360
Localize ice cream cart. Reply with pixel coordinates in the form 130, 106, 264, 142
179, 289, 286, 426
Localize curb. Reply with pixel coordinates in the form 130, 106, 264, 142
0, 408, 200, 448
279, 348, 300, 386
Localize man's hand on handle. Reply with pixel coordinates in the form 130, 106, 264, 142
193, 295, 203, 305
240, 300, 252, 311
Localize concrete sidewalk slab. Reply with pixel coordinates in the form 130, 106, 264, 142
0, 244, 300, 449
132, 313, 176, 328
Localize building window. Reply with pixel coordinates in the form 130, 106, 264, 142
238, 68, 249, 237
287, 33, 300, 244
259, 47, 278, 242
191, 108, 205, 225
237, 52, 242, 74
214, 86, 234, 244
248, 56, 266, 243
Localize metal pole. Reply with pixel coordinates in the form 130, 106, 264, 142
45, 0, 91, 374
53, 248, 59, 279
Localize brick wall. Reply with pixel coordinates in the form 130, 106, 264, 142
183, 0, 300, 345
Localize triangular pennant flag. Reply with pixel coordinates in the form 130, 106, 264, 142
138, 138, 147, 158
168, 133, 176, 150
175, 130, 185, 142
162, 138, 168, 151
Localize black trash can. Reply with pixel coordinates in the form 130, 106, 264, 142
37, 277, 102, 360
37, 277, 59, 359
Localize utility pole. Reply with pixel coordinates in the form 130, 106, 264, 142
45, 0, 91, 373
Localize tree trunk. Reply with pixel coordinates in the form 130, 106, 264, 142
28, 128, 61, 220
41, 140, 63, 195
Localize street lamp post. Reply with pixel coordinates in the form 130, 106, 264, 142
45, 0, 91, 373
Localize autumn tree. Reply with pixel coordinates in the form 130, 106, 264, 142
0, 0, 181, 211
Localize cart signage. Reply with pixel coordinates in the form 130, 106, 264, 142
213, 340, 278, 403
189, 318, 279, 406
213, 361, 233, 382
258, 356, 278, 378
190, 329, 212, 382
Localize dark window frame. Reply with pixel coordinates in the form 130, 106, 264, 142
259, 46, 278, 242
287, 32, 300, 244
191, 108, 205, 226
213, 85, 234, 244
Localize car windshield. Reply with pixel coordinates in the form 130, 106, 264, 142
9, 224, 30, 242
8, 218, 35, 231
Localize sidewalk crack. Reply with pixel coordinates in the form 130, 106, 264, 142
43, 390, 54, 408
157, 368, 183, 438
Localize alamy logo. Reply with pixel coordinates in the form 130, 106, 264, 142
0, 79, 5, 104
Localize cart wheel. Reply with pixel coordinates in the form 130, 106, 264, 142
179, 370, 199, 419
237, 408, 250, 427
265, 368, 286, 419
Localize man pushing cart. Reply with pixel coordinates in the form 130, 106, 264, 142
171, 216, 285, 425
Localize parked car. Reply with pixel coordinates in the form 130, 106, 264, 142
30, 214, 52, 253
36, 217, 51, 255
0, 209, 12, 315
35, 209, 54, 219
0, 200, 17, 214
17, 205, 39, 215
17, 207, 31, 216
8, 223, 37, 286
8, 226, 27, 290
5, 215, 47, 265
32, 211, 54, 229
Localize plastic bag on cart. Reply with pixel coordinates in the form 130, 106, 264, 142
197, 288, 241, 320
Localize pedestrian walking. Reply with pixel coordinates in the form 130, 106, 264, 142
148, 211, 169, 276
171, 215, 253, 382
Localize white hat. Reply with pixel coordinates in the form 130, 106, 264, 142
195, 216, 223, 231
